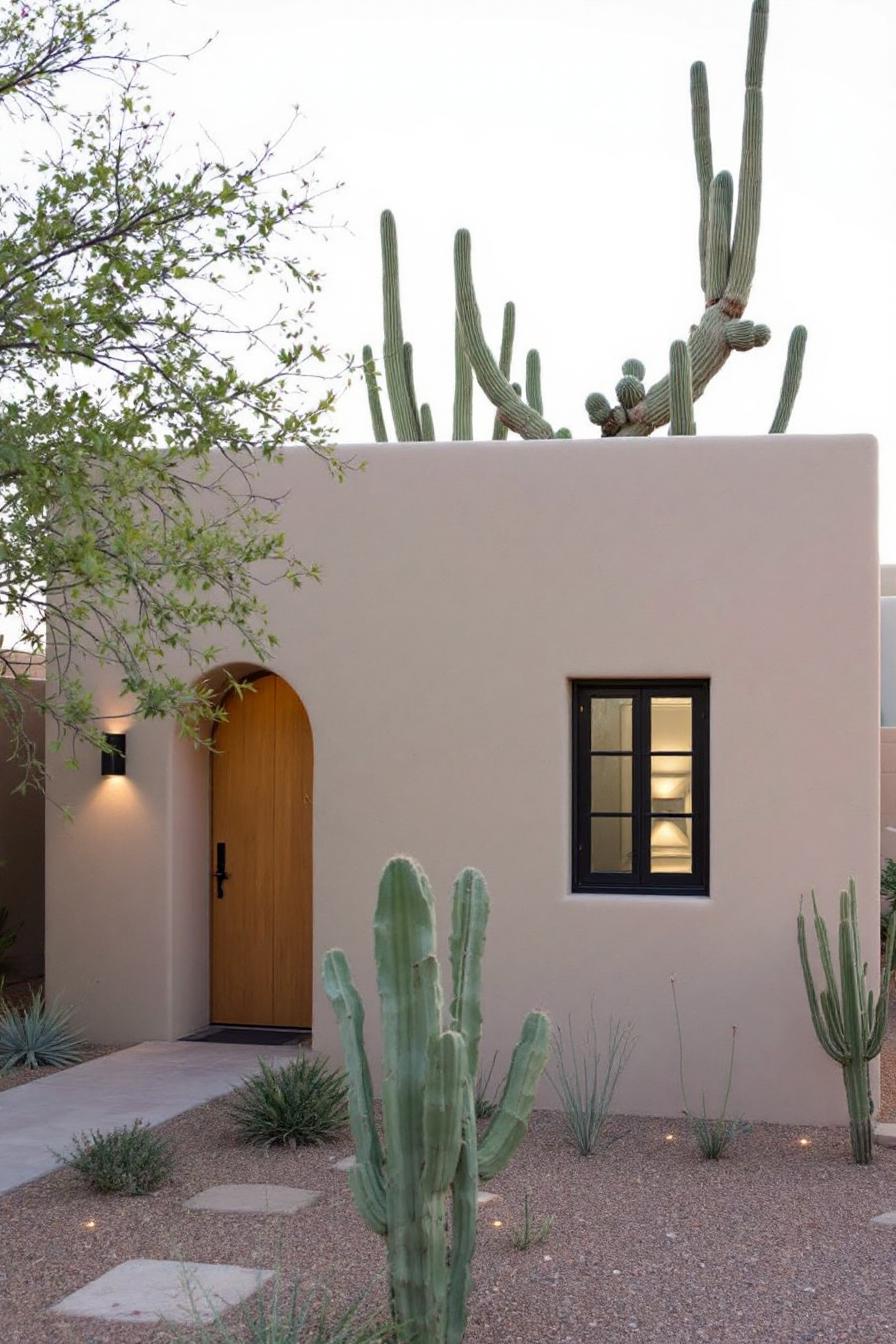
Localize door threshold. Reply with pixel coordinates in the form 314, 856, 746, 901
180, 1024, 311, 1046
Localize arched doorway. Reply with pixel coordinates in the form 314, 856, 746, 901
209, 672, 313, 1028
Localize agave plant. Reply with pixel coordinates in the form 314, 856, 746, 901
0, 990, 83, 1072
227, 1054, 349, 1148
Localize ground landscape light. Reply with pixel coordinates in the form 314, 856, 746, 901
100, 732, 127, 777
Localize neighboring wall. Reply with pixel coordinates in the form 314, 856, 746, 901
883, 728, 896, 863
45, 436, 879, 1124
0, 680, 45, 982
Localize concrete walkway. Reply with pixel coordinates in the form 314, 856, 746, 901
0, 1040, 298, 1195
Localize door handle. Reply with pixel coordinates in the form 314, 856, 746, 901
213, 841, 229, 899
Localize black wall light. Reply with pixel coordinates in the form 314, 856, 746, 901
100, 732, 127, 776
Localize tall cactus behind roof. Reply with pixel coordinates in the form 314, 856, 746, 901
797, 881, 896, 1165
363, 0, 806, 442
323, 857, 550, 1344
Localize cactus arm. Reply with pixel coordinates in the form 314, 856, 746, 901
705, 171, 733, 304
321, 949, 387, 1233
448, 867, 489, 1081
446, 1083, 478, 1344
669, 340, 696, 435
362, 344, 388, 443
797, 904, 847, 1061
811, 894, 848, 1049
869, 912, 896, 1056
402, 342, 423, 441
454, 229, 554, 440
420, 403, 436, 441
453, 316, 473, 441
525, 350, 543, 414
478, 1010, 550, 1180
492, 301, 516, 440
421, 1030, 465, 1195
690, 59, 714, 296
380, 210, 419, 442
723, 0, 768, 315
586, 392, 611, 427
769, 325, 807, 433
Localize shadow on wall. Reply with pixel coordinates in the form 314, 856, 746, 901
0, 677, 45, 983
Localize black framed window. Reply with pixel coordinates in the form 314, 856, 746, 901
572, 680, 709, 895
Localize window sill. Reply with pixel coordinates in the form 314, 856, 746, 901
563, 890, 711, 904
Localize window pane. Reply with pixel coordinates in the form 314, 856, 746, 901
650, 817, 693, 873
591, 754, 633, 814
651, 697, 692, 752
650, 754, 692, 813
590, 817, 633, 873
590, 697, 633, 751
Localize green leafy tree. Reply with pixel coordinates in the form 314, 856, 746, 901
0, 1, 345, 786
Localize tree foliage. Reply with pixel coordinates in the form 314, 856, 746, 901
0, 0, 344, 785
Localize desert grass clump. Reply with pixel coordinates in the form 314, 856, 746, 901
0, 989, 83, 1071
60, 1120, 173, 1195
510, 1193, 553, 1251
179, 1276, 392, 1344
474, 1049, 502, 1121
227, 1055, 348, 1149
548, 1003, 635, 1155
671, 978, 749, 1160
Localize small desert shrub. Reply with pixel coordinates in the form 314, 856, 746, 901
547, 1004, 635, 1156
510, 1193, 553, 1251
671, 977, 749, 1160
882, 860, 896, 943
228, 1054, 348, 1148
180, 1276, 393, 1344
474, 1050, 502, 1121
0, 990, 83, 1072
60, 1120, 173, 1194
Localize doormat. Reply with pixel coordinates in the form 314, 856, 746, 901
180, 1025, 311, 1046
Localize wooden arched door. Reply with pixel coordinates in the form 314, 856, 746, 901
210, 673, 312, 1027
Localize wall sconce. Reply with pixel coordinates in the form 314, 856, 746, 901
100, 732, 127, 777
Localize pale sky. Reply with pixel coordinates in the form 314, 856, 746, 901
121, 0, 896, 556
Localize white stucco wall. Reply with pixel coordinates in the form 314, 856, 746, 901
45, 434, 879, 1124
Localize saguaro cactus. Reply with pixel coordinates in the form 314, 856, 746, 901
797, 881, 896, 1164
362, 0, 807, 443
323, 857, 550, 1344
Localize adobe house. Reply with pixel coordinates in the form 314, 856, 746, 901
42, 433, 879, 1124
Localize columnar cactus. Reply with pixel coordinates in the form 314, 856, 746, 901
669, 341, 696, 436
491, 301, 516, 441
362, 0, 807, 443
797, 880, 896, 1164
322, 857, 550, 1344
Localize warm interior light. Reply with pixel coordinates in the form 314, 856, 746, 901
651, 820, 689, 848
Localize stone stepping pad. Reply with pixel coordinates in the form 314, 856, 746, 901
50, 1258, 272, 1324
871, 1211, 896, 1228
185, 1184, 321, 1214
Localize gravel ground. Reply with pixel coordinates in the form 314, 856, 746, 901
0, 1096, 895, 1344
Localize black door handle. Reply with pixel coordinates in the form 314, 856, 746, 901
213, 841, 229, 899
